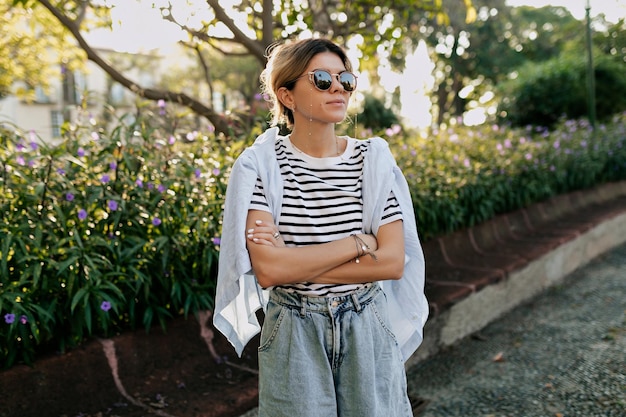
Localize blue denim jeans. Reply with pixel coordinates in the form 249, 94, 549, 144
258, 284, 413, 417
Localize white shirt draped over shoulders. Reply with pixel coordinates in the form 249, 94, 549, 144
213, 127, 428, 361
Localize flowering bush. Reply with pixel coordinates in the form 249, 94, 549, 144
390, 113, 626, 239
1, 104, 625, 369
0, 105, 248, 368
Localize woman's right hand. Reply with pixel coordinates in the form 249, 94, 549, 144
247, 219, 286, 247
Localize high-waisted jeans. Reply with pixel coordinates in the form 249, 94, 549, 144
258, 283, 412, 417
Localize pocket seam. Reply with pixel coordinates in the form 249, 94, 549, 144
258, 303, 288, 352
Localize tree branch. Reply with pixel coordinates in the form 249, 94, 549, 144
204, 0, 267, 62
36, 0, 234, 136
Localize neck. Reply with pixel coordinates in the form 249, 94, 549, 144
290, 125, 341, 158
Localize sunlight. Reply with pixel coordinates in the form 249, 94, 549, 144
399, 41, 434, 129
505, 0, 626, 22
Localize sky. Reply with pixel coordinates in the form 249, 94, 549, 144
505, 0, 626, 21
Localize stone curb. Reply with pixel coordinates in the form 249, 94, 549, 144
407, 207, 626, 368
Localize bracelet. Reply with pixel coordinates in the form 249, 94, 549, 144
351, 234, 378, 263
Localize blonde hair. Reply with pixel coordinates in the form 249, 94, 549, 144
259, 38, 353, 128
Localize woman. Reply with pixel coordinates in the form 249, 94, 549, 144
213, 38, 428, 417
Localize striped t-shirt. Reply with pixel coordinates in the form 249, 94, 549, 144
249, 135, 402, 296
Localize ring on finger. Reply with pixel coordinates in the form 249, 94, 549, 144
273, 231, 280, 239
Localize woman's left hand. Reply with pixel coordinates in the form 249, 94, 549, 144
247, 219, 285, 247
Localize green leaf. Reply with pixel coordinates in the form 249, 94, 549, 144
70, 287, 90, 312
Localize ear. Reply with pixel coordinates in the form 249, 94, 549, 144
277, 87, 295, 111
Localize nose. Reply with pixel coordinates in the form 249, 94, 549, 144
330, 75, 345, 93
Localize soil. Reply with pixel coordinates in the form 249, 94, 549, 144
0, 315, 260, 417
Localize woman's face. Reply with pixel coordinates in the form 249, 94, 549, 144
288, 51, 353, 126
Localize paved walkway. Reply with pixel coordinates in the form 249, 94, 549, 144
406, 242, 626, 417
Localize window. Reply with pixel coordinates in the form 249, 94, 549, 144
110, 83, 126, 105
34, 86, 55, 104
51, 110, 63, 138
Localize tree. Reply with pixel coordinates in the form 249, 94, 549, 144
497, 16, 626, 128
416, 1, 581, 125
9, 0, 475, 137
0, 1, 88, 100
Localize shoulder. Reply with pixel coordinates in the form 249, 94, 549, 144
356, 136, 393, 163
368, 136, 391, 151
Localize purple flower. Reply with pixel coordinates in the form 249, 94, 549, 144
157, 184, 166, 193
194, 169, 201, 179
107, 200, 118, 211
254, 93, 263, 100
91, 132, 100, 141
553, 141, 560, 149
212, 237, 221, 246
16, 143, 25, 152
78, 208, 88, 220
77, 147, 85, 157
16, 155, 25, 165
101, 174, 110, 183
136, 179, 143, 187
109, 162, 117, 170
212, 168, 220, 176
57, 168, 66, 175
168, 135, 176, 145
65, 192, 75, 201
525, 153, 533, 160
152, 217, 162, 226
100, 301, 112, 312
463, 158, 470, 168
158, 99, 166, 115
20, 315, 28, 324
4, 313, 15, 324
30, 141, 38, 151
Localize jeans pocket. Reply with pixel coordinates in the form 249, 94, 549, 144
258, 301, 288, 352
370, 298, 400, 345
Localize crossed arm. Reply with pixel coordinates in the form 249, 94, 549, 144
245, 209, 405, 288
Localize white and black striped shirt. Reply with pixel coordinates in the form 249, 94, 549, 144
249, 135, 402, 296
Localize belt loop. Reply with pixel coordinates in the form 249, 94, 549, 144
351, 293, 362, 312
300, 295, 307, 317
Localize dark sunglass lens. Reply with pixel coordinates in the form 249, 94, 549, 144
313, 70, 333, 90
339, 73, 356, 91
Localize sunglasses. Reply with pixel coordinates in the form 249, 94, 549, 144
295, 69, 358, 92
